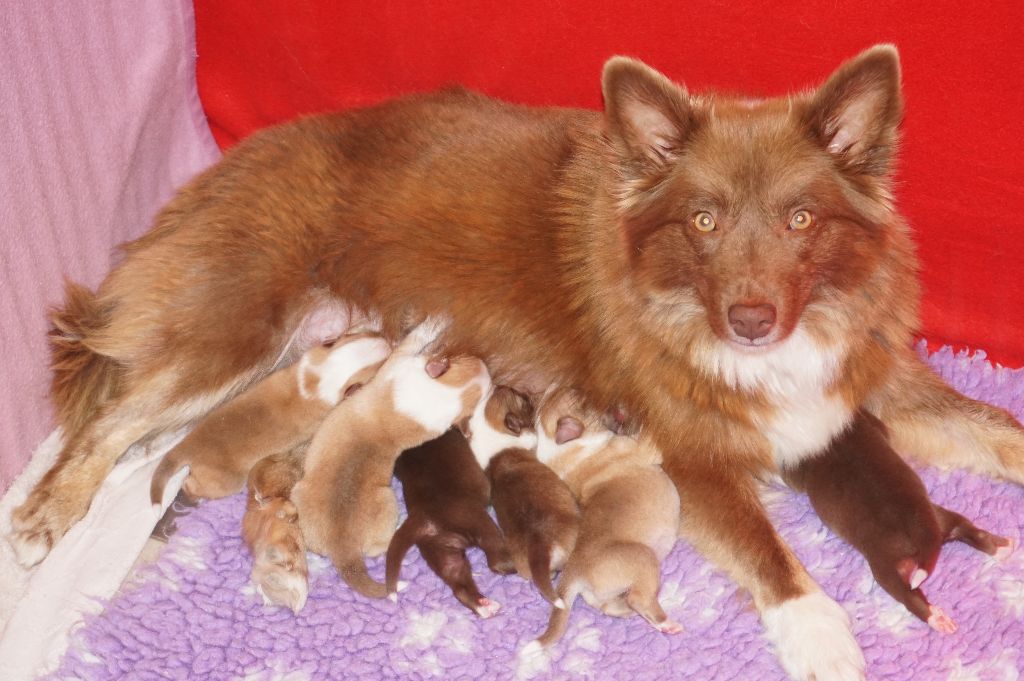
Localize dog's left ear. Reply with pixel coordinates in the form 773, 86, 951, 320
602, 57, 694, 170
805, 44, 903, 175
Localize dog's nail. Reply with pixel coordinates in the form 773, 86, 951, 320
927, 606, 957, 634
909, 568, 929, 590
387, 592, 398, 603
553, 598, 566, 609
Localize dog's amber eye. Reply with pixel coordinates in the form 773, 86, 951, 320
693, 211, 717, 232
788, 210, 813, 230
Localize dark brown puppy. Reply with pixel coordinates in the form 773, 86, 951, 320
468, 386, 581, 606
784, 410, 1011, 632
385, 427, 514, 617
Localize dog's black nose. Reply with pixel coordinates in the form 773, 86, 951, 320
728, 303, 776, 341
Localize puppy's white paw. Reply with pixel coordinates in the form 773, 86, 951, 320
474, 597, 501, 618
516, 640, 551, 680
657, 618, 684, 635
927, 606, 957, 634
762, 592, 865, 681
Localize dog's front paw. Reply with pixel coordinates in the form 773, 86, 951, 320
762, 592, 865, 681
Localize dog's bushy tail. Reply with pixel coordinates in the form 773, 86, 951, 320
48, 281, 122, 440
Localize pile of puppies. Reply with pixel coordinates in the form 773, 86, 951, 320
150, 322, 1010, 654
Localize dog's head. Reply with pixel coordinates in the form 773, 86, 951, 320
299, 332, 391, 405
602, 46, 903, 356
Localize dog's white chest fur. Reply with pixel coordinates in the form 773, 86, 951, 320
697, 329, 853, 467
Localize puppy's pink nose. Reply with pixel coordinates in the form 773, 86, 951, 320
728, 304, 776, 341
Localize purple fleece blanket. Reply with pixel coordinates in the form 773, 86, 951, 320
47, 344, 1024, 681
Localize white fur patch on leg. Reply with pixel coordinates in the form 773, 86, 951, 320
909, 568, 929, 590
516, 640, 551, 680
927, 605, 957, 634
762, 592, 865, 681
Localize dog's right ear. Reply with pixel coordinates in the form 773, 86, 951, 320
602, 57, 694, 170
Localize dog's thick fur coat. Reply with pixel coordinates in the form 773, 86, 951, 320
13, 45, 1024, 679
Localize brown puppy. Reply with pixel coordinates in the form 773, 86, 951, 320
527, 389, 682, 652
385, 428, 514, 617
149, 332, 390, 503
242, 445, 310, 613
469, 386, 580, 606
783, 410, 1011, 633
291, 321, 490, 599
22, 47, 1024, 679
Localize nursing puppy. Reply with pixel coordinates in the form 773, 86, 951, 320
469, 386, 580, 606
291, 322, 490, 599
527, 389, 682, 650
242, 445, 309, 613
784, 410, 1011, 633
21, 46, 1024, 679
149, 332, 390, 503
385, 428, 514, 617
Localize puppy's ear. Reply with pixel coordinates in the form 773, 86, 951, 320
504, 413, 523, 436
602, 56, 694, 169
554, 416, 585, 445
804, 44, 902, 175
425, 357, 450, 378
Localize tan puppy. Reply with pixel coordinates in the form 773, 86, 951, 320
149, 332, 390, 503
291, 321, 490, 599
527, 389, 682, 652
241, 445, 309, 613
468, 385, 580, 606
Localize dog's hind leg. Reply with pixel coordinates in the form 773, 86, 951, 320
10, 367, 259, 567
872, 354, 1024, 484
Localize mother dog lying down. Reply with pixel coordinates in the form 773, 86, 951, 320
12, 44, 1024, 680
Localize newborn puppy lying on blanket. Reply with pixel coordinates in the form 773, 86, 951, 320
385, 427, 514, 617
292, 321, 490, 599
149, 332, 390, 503
242, 446, 310, 613
528, 389, 682, 651
469, 386, 581, 606
783, 410, 1011, 633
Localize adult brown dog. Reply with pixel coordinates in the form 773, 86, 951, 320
13, 45, 1024, 679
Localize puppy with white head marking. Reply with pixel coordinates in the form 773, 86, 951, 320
149, 332, 391, 504
385, 427, 514, 617
468, 385, 580, 606
526, 388, 682, 652
291, 320, 490, 599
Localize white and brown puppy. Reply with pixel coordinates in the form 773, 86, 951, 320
526, 388, 682, 652
468, 385, 581, 606
291, 320, 490, 599
149, 332, 391, 503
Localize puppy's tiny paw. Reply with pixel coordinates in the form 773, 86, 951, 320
387, 592, 398, 603
927, 606, 957, 634
994, 537, 1015, 561
658, 618, 684, 635
475, 597, 502, 618
7, 529, 52, 569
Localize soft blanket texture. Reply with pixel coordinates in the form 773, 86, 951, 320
43, 344, 1024, 681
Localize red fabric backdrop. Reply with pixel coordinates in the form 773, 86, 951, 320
193, 0, 1024, 368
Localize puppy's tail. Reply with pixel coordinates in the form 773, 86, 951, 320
527, 539, 561, 607
384, 518, 420, 599
48, 281, 122, 440
339, 554, 388, 599
534, 566, 581, 648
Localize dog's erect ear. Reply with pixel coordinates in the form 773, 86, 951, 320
602, 56, 693, 169
805, 44, 903, 175
554, 416, 585, 445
